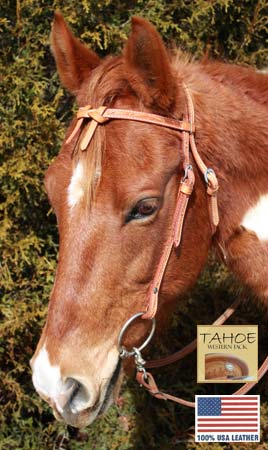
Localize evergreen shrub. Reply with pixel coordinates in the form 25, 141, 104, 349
1, 1, 268, 448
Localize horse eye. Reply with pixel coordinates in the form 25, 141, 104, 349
126, 198, 159, 223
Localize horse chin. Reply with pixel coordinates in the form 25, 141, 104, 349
53, 361, 124, 428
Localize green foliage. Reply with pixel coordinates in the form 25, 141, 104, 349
1, 1, 268, 448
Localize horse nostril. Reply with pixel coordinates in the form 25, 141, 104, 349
56, 378, 91, 415
57, 378, 79, 411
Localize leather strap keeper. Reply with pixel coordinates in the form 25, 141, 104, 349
179, 182, 194, 195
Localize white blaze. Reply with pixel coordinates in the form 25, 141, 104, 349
242, 194, 268, 241
68, 162, 85, 207
31, 345, 63, 411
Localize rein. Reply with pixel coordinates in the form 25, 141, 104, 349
67, 87, 268, 408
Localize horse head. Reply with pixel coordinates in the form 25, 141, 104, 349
30, 13, 213, 427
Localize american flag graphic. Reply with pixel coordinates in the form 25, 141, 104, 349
195, 395, 260, 442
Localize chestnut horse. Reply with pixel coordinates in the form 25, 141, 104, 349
31, 13, 268, 428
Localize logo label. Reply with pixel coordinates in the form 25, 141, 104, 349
197, 325, 258, 383
195, 395, 260, 442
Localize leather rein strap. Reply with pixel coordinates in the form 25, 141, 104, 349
67, 87, 268, 408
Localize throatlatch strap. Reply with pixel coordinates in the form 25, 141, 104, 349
184, 85, 219, 229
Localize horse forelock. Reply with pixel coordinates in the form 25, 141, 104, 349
71, 125, 104, 209
70, 56, 138, 209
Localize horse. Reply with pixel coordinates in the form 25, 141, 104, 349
30, 13, 268, 428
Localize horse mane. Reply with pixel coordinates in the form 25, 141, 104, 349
201, 59, 268, 106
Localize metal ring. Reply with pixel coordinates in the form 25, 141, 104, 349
204, 167, 215, 184
118, 312, 156, 359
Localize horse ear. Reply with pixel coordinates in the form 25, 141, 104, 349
124, 17, 176, 111
51, 12, 100, 95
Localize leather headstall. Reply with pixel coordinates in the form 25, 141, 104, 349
67, 86, 219, 320
66, 86, 268, 408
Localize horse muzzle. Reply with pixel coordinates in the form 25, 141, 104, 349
30, 345, 122, 427
54, 362, 122, 427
